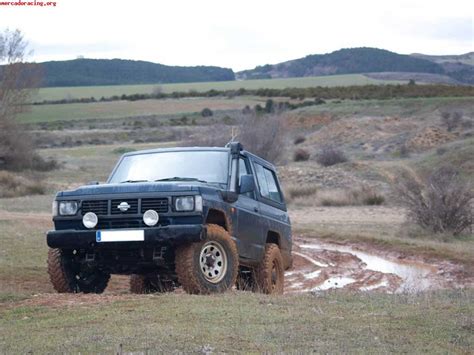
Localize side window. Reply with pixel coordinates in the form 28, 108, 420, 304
263, 168, 282, 203
254, 164, 269, 198
255, 163, 282, 203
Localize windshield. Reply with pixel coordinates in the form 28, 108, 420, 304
108, 150, 229, 184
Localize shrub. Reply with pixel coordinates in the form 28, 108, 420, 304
237, 114, 287, 163
31, 155, 59, 172
436, 146, 448, 155
316, 186, 384, 207
242, 105, 252, 115
440, 111, 463, 132
264, 99, 274, 113
316, 146, 348, 167
201, 108, 213, 117
294, 136, 306, 145
397, 166, 473, 236
294, 148, 310, 162
0, 171, 46, 198
399, 144, 410, 158
186, 113, 287, 163
284, 184, 317, 202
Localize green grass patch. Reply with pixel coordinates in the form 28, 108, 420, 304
35, 74, 397, 101
0, 291, 472, 353
18, 97, 263, 124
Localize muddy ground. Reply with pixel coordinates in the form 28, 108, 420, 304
1, 207, 471, 307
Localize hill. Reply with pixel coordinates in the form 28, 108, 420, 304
38, 58, 235, 87
237, 48, 473, 84
411, 52, 474, 66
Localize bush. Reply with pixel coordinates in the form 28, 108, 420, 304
186, 113, 287, 163
294, 136, 306, 145
316, 186, 384, 207
31, 155, 59, 172
0, 171, 46, 198
201, 108, 213, 117
294, 148, 310, 162
440, 111, 463, 132
316, 146, 348, 167
284, 184, 317, 202
397, 166, 473, 236
399, 144, 410, 158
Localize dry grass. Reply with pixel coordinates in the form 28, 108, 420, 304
284, 184, 318, 202
0, 171, 46, 198
0, 291, 472, 353
287, 186, 384, 207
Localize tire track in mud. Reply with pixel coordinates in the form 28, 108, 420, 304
285, 237, 451, 294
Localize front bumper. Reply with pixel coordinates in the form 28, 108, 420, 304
47, 224, 206, 248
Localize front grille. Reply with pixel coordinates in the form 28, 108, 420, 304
97, 219, 142, 229
111, 199, 139, 215
141, 198, 168, 213
82, 200, 108, 215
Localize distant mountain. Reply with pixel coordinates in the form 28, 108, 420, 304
411, 52, 474, 66
237, 48, 473, 84
39, 58, 235, 87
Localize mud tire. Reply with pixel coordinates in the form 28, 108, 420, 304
254, 243, 284, 294
47, 248, 110, 294
130, 274, 174, 294
175, 224, 238, 294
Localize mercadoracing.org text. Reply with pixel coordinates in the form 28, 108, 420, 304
0, 1, 57, 7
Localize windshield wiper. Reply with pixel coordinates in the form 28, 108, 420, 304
154, 177, 208, 183
120, 180, 149, 183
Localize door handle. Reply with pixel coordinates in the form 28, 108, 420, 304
253, 207, 259, 213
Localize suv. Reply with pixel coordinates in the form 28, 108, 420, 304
47, 142, 292, 295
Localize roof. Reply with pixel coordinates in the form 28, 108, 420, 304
122, 146, 230, 157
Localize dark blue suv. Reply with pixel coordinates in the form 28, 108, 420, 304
47, 142, 292, 295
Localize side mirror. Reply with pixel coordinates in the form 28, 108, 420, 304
239, 175, 255, 194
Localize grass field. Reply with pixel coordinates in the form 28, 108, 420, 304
34, 74, 400, 102
18, 97, 263, 124
0, 290, 472, 353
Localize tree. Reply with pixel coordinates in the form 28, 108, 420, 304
0, 29, 42, 170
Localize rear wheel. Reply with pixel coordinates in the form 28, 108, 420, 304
47, 248, 110, 294
175, 224, 238, 294
254, 243, 284, 294
130, 274, 175, 294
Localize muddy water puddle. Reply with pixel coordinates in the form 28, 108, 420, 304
286, 238, 438, 294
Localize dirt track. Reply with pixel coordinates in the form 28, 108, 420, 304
284, 236, 468, 294
0, 209, 470, 302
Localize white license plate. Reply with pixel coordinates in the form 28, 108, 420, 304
96, 230, 144, 242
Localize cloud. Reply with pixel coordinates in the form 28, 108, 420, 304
1, 0, 472, 70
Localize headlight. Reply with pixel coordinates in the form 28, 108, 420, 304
175, 196, 195, 212
143, 209, 159, 226
52, 201, 58, 217
59, 201, 78, 216
83, 212, 98, 229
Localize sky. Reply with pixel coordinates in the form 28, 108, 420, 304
1, 0, 473, 71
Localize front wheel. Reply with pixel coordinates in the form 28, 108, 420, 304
175, 224, 238, 294
47, 248, 110, 294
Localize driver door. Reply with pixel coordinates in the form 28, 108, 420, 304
232, 156, 265, 262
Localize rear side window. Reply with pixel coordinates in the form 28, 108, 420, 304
254, 164, 282, 203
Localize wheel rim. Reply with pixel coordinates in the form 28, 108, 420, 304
199, 241, 227, 283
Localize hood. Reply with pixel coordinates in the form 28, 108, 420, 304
57, 182, 204, 197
